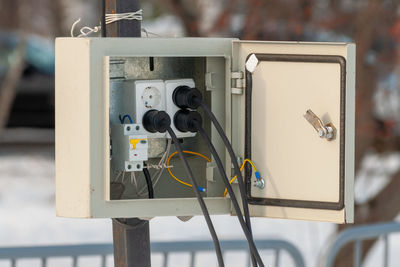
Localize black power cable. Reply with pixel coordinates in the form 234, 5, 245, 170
172, 87, 257, 266
193, 121, 265, 267
245, 70, 253, 200
195, 100, 256, 266
141, 110, 224, 267
166, 127, 225, 267
142, 164, 154, 199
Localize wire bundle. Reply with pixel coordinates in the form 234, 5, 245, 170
105, 9, 143, 24
136, 139, 172, 197
71, 9, 143, 37
166, 150, 258, 197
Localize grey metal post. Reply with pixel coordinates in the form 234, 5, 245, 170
112, 218, 151, 267
102, 1, 150, 267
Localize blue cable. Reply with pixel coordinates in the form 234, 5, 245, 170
119, 114, 133, 124
197, 186, 207, 192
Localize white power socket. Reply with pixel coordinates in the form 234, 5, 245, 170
165, 79, 197, 138
123, 80, 166, 138
122, 78, 197, 138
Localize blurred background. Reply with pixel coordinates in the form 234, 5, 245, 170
1, 0, 400, 266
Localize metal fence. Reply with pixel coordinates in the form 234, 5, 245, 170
325, 222, 400, 267
0, 239, 305, 267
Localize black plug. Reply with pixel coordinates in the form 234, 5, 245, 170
142, 110, 171, 133
172, 86, 202, 109
174, 110, 202, 133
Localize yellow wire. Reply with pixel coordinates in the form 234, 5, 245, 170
166, 151, 257, 197
167, 150, 211, 189
223, 159, 257, 197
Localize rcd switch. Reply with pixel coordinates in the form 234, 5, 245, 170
111, 124, 148, 171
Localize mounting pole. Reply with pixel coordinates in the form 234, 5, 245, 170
102, 1, 150, 267
103, 0, 141, 37
112, 218, 151, 267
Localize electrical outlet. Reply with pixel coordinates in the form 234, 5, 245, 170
122, 79, 166, 138
165, 79, 197, 138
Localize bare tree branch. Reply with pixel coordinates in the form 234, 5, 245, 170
209, 0, 237, 35
163, 0, 201, 36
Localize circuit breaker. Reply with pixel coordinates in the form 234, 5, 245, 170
111, 123, 148, 171
55, 37, 355, 223
111, 78, 198, 171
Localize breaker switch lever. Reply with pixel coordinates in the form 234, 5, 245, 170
130, 138, 146, 149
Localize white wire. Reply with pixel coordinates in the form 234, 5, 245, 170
138, 141, 170, 196
70, 18, 81, 37
121, 171, 126, 183
141, 28, 162, 38
131, 171, 140, 193
113, 171, 122, 182
79, 26, 101, 37
71, 18, 102, 37
105, 10, 143, 24
137, 139, 172, 196
71, 9, 143, 37
151, 139, 172, 188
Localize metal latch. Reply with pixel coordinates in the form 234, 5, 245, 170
303, 109, 336, 141
231, 71, 244, 95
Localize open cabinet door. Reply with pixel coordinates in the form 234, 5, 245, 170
232, 41, 355, 223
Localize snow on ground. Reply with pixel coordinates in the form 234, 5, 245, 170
1, 144, 400, 266
0, 144, 336, 267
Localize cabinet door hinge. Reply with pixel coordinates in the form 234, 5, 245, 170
231, 71, 244, 95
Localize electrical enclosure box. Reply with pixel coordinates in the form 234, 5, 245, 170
55, 38, 355, 223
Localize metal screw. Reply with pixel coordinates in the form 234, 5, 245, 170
318, 129, 325, 138
126, 126, 131, 131
135, 125, 140, 131
253, 178, 265, 189
326, 126, 334, 139
136, 164, 141, 169
127, 165, 132, 170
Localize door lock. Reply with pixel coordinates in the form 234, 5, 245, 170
303, 109, 336, 141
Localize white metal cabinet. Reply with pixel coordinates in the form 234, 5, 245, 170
55, 38, 354, 223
